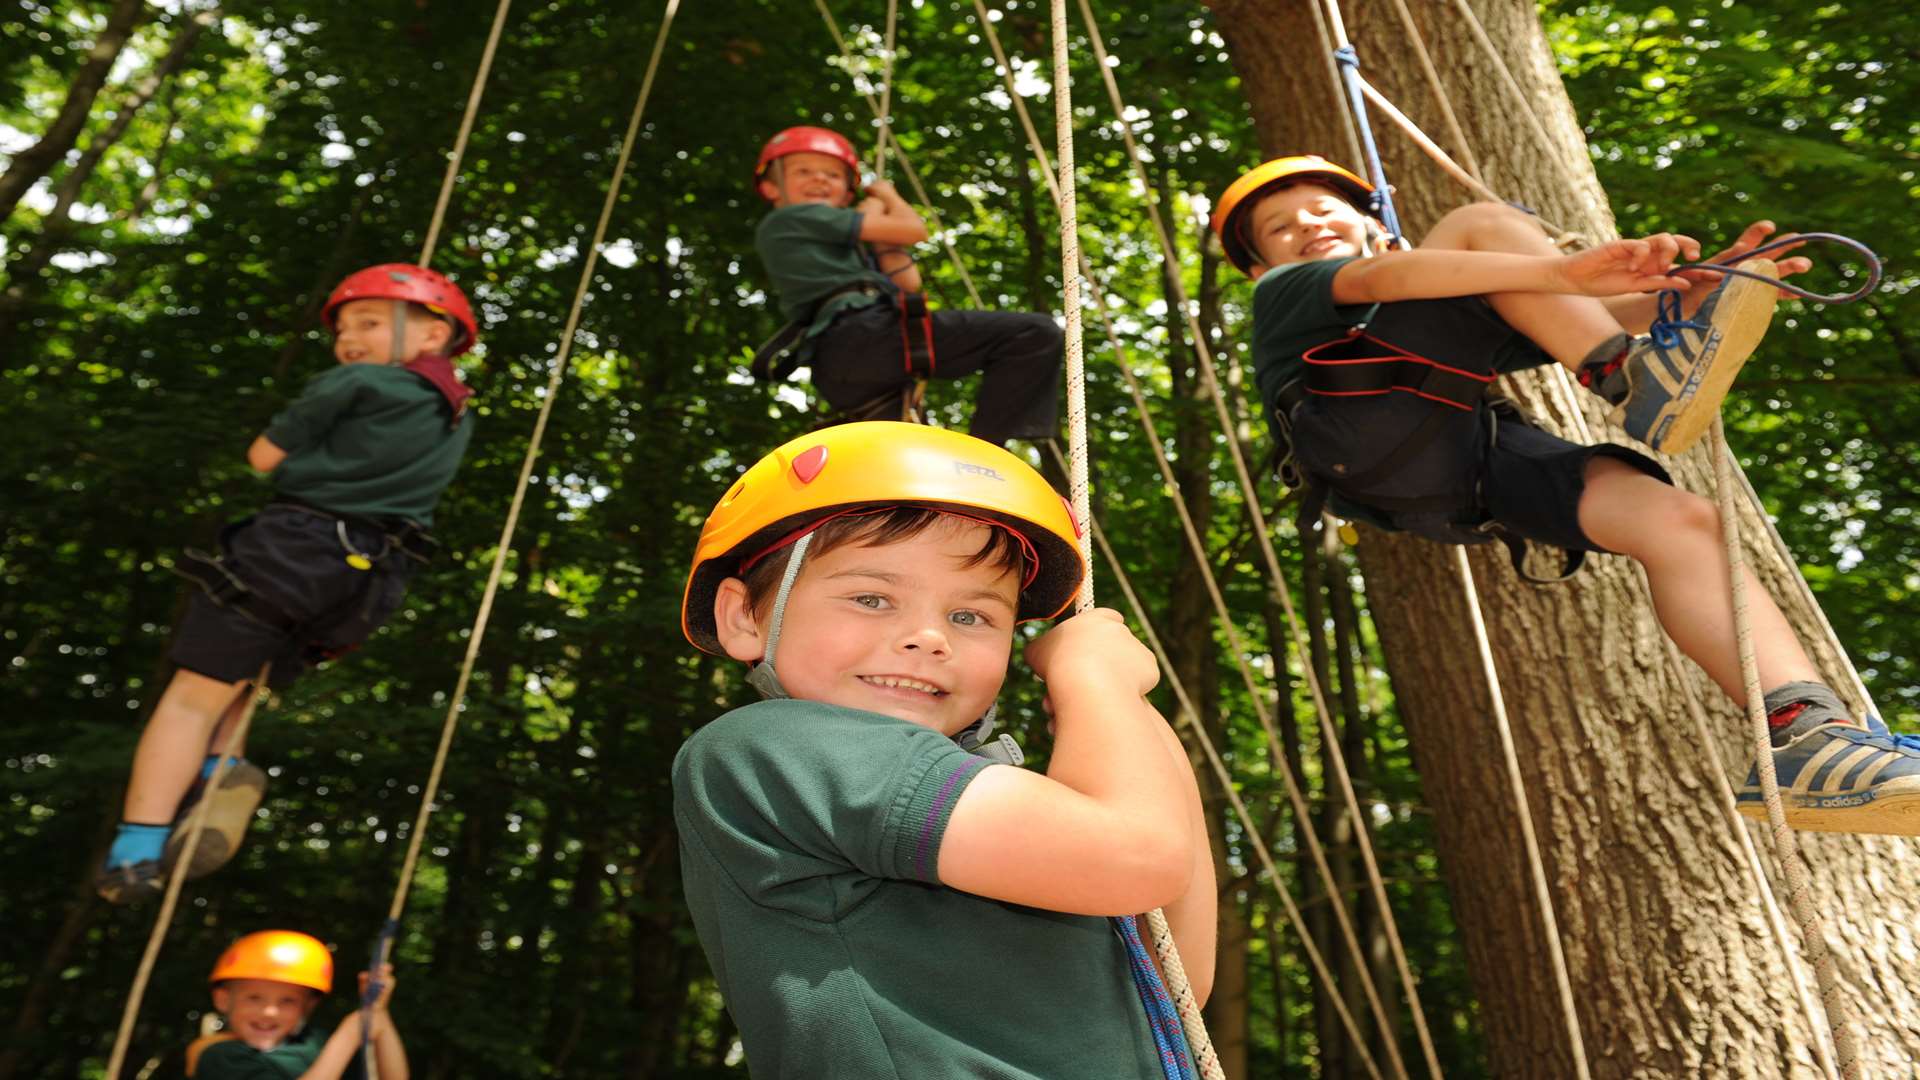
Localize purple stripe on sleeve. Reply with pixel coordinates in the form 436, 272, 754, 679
913, 757, 987, 881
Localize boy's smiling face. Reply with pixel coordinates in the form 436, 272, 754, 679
331, 299, 452, 366
717, 518, 1019, 737
212, 978, 320, 1051
1245, 181, 1376, 275
758, 150, 855, 208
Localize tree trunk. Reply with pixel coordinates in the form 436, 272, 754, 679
1208, 0, 1920, 1075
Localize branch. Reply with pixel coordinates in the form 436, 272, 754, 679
0, 0, 151, 224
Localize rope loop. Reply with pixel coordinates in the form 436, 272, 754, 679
1675, 231, 1882, 306
1333, 43, 1359, 68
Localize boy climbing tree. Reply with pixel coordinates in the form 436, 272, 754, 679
750, 125, 1062, 446
96, 264, 480, 903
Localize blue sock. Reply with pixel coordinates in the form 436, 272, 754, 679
200, 754, 244, 779
106, 823, 171, 869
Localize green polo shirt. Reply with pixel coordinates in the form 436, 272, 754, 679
263, 363, 472, 526
187, 1027, 362, 1079
754, 203, 894, 337
674, 699, 1167, 1079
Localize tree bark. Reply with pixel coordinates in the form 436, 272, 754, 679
0, 0, 151, 224
1208, 0, 1920, 1075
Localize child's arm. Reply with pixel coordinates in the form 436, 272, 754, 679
295, 966, 406, 1080
856, 180, 927, 294
939, 609, 1198, 918
1139, 713, 1217, 1006
246, 435, 287, 474
1329, 234, 1692, 306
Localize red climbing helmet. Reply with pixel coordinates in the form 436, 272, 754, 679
322, 263, 478, 356
754, 126, 860, 198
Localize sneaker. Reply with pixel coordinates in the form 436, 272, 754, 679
163, 758, 267, 881
95, 859, 167, 905
1610, 259, 1779, 455
1736, 717, 1920, 835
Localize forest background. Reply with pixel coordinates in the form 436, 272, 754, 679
2, 0, 1912, 1077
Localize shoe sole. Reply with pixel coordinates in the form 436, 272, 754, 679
1736, 778, 1920, 836
1633, 259, 1780, 455
95, 863, 166, 906
163, 761, 266, 880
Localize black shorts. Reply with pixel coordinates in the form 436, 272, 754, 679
1290, 391, 1669, 554
169, 505, 412, 688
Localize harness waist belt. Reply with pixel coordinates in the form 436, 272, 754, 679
1301, 330, 1495, 411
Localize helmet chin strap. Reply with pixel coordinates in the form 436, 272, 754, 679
741, 531, 1022, 765
389, 300, 410, 366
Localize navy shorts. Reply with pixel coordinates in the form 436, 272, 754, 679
169, 505, 412, 688
1290, 391, 1670, 554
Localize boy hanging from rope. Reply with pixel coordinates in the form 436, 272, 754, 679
748, 126, 1063, 446
1213, 156, 1920, 835
676, 422, 1214, 1077
187, 930, 406, 1079
96, 265, 479, 904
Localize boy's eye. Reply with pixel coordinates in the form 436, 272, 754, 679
949, 610, 989, 628
850, 594, 887, 609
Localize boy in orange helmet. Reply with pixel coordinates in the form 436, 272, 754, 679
675, 422, 1214, 1077
1213, 157, 1920, 834
97, 264, 479, 904
187, 930, 406, 1079
750, 126, 1062, 445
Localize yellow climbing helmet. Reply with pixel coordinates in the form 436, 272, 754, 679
1212, 155, 1375, 277
681, 422, 1085, 655
209, 930, 333, 993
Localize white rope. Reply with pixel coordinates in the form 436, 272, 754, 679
417, 0, 515, 268
106, 665, 273, 1078
1044, 0, 1218, 1074
364, 22, 683, 1068
815, 0, 984, 308
1710, 419, 1869, 1079
1447, 547, 1593, 1079
871, 0, 899, 181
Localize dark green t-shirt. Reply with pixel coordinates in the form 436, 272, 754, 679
187, 1027, 362, 1079
674, 699, 1167, 1079
264, 363, 473, 526
754, 203, 895, 336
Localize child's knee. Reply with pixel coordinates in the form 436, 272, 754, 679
1643, 485, 1721, 541
1427, 201, 1536, 248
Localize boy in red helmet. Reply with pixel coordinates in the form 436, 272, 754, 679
188, 930, 407, 1079
751, 126, 1062, 446
1213, 157, 1920, 834
676, 422, 1213, 1077
97, 264, 479, 904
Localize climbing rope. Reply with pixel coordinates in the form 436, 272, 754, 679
1711, 418, 1869, 1079
871, 0, 899, 180
1066, 3, 1442, 1072
816, 0, 984, 307
1314, 0, 1887, 1072
105, 665, 273, 1079
1316, 2, 1596, 1067
418, 0, 515, 269
362, 3, 681, 1076
1044, 0, 1217, 1075
104, 2, 521, 1069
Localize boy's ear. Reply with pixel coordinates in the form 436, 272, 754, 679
756, 177, 783, 204
211, 986, 232, 1014
420, 316, 454, 352
713, 578, 767, 663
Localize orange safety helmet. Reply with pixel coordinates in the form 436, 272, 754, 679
754, 125, 860, 199
322, 263, 479, 355
682, 422, 1085, 655
208, 930, 333, 993
1212, 156, 1375, 277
